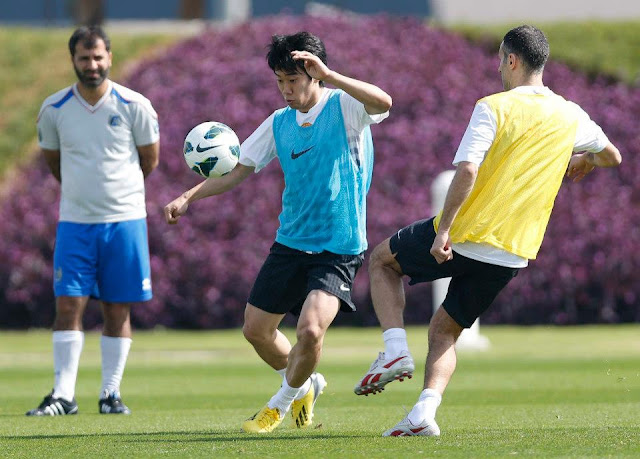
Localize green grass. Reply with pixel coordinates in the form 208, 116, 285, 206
1, 326, 639, 457
0, 27, 181, 179
451, 21, 640, 85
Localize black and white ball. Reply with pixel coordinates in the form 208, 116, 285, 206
183, 121, 240, 178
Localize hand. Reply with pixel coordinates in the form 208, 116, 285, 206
430, 231, 453, 264
566, 153, 595, 183
291, 50, 331, 81
164, 195, 189, 224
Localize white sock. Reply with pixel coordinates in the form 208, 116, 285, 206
383, 328, 408, 359
268, 378, 302, 417
276, 369, 310, 396
296, 377, 312, 397
100, 336, 132, 396
52, 330, 84, 401
408, 388, 442, 424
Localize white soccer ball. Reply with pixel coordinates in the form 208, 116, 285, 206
183, 121, 240, 178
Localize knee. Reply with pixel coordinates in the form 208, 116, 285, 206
243, 321, 271, 346
296, 323, 324, 349
54, 298, 84, 329
428, 308, 463, 343
368, 240, 398, 276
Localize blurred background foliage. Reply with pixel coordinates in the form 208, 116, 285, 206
0, 28, 180, 180
0, 17, 638, 329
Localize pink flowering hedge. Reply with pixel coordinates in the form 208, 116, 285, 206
1, 15, 639, 329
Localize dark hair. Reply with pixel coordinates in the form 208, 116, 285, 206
68, 26, 111, 57
502, 25, 549, 73
267, 32, 327, 85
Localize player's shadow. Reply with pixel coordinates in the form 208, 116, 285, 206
2, 430, 361, 441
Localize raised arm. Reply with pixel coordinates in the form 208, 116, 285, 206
291, 50, 392, 115
164, 163, 254, 224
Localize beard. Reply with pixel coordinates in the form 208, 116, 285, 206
74, 66, 109, 88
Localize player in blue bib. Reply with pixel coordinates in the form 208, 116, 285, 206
165, 31, 391, 433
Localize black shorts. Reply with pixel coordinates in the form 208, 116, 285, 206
248, 242, 364, 316
390, 218, 519, 328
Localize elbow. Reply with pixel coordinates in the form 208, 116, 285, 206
459, 161, 479, 179
381, 94, 393, 112
369, 94, 392, 114
601, 143, 622, 167
603, 146, 622, 167
611, 147, 622, 167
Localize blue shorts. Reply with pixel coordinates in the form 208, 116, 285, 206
53, 219, 152, 303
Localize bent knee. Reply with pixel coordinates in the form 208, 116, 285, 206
368, 239, 401, 275
296, 323, 324, 347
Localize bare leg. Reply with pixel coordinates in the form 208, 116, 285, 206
54, 296, 89, 331
368, 238, 406, 330
424, 306, 463, 394
286, 290, 340, 387
101, 302, 131, 338
243, 304, 290, 371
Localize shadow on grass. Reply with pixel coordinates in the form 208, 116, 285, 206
2, 430, 361, 442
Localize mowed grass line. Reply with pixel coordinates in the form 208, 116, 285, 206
0, 326, 639, 457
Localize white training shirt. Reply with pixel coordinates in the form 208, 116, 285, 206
37, 81, 159, 223
451, 86, 610, 268
239, 87, 389, 171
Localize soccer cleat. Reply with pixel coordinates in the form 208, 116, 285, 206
99, 390, 131, 414
242, 405, 283, 433
26, 390, 78, 416
382, 415, 440, 437
354, 350, 414, 395
291, 372, 327, 428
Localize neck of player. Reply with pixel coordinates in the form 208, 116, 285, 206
77, 79, 111, 106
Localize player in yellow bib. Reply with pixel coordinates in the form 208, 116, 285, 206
355, 25, 621, 437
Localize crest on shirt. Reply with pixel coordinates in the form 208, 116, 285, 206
108, 115, 122, 127
301, 122, 312, 128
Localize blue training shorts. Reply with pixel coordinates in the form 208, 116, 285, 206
53, 218, 152, 303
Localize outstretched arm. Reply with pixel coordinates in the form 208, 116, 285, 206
430, 161, 478, 264
291, 50, 392, 115
164, 163, 254, 224
566, 142, 621, 183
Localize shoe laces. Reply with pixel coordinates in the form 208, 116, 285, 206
102, 389, 121, 400
256, 407, 281, 428
368, 352, 385, 370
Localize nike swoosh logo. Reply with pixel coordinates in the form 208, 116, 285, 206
339, 284, 350, 292
291, 146, 314, 159
196, 143, 220, 153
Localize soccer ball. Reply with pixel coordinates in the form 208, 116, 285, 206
183, 121, 240, 178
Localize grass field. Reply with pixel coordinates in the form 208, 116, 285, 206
1, 326, 638, 457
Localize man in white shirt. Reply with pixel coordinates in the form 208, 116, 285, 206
27, 26, 159, 417
355, 25, 621, 437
